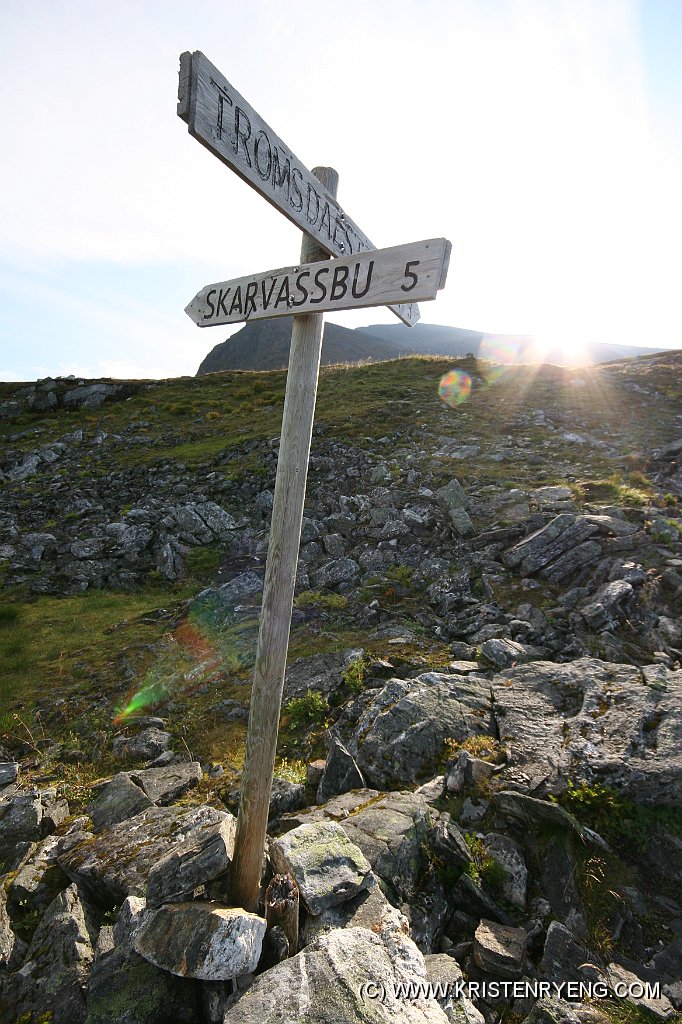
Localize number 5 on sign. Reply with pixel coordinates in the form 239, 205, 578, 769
185, 238, 451, 327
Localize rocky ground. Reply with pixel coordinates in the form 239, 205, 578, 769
1, 352, 682, 1023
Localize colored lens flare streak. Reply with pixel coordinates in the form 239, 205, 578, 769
113, 602, 259, 724
439, 370, 472, 407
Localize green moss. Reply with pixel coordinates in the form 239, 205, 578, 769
294, 590, 348, 611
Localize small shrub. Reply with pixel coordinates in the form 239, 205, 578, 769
555, 780, 682, 853
286, 690, 330, 730
342, 655, 370, 694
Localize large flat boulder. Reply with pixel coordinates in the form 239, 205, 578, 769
491, 658, 682, 805
270, 820, 372, 914
349, 673, 493, 790
338, 792, 436, 903
58, 805, 228, 904
223, 926, 450, 1023
133, 902, 266, 981
146, 816, 236, 907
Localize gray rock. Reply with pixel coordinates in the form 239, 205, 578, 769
652, 935, 682, 981
133, 902, 266, 981
1, 886, 25, 970
311, 557, 360, 589
1, 884, 99, 1024
7, 454, 42, 481
479, 637, 536, 669
317, 735, 366, 803
444, 750, 496, 795
0, 791, 42, 851
58, 805, 228, 903
339, 792, 436, 902
423, 953, 485, 1024
41, 791, 70, 833
301, 883, 409, 946
580, 580, 634, 630
0, 762, 18, 787
6, 834, 64, 914
129, 761, 202, 804
223, 926, 450, 1023
84, 909, 202, 1023
491, 659, 682, 806
503, 514, 599, 577
522, 998, 583, 1024
492, 791, 588, 840
271, 820, 372, 914
113, 727, 172, 762
605, 963, 675, 1020
268, 777, 306, 821
539, 836, 587, 938
482, 833, 527, 910
451, 873, 514, 926
473, 919, 527, 979
283, 648, 365, 702
430, 816, 475, 873
146, 816, 236, 907
105, 521, 154, 558
86, 772, 154, 831
539, 922, 600, 983
350, 673, 493, 790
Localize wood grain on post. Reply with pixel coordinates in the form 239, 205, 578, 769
230, 166, 339, 912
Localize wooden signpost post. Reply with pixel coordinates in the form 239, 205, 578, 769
178, 51, 451, 914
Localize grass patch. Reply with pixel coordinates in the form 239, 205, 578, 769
555, 780, 682, 853
0, 586, 193, 747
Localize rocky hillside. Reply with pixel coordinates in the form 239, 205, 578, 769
1, 351, 682, 1023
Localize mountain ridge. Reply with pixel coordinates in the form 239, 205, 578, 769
197, 317, 669, 374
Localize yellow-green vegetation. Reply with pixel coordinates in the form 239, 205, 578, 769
575, 472, 655, 508
293, 590, 348, 611
285, 690, 330, 730
444, 734, 506, 765
274, 757, 307, 784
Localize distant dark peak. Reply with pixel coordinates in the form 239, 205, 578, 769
196, 318, 403, 375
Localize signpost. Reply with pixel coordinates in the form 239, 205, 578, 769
178, 52, 451, 914
185, 238, 451, 327
178, 51, 419, 327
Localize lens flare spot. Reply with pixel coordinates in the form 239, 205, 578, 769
439, 370, 472, 407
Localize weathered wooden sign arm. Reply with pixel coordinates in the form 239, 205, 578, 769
229, 167, 339, 912
185, 238, 451, 327
178, 50, 419, 327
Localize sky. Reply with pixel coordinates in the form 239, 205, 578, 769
1, 0, 681, 381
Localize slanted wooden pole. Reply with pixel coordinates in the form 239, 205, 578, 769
230, 166, 339, 912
